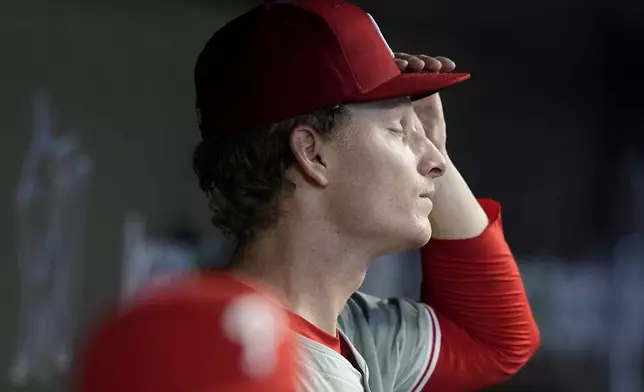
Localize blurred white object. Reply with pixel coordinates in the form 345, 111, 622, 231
120, 213, 196, 305
11, 91, 93, 386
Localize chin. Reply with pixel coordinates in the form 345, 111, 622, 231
370, 216, 433, 254
395, 222, 433, 251
412, 227, 432, 247
415, 218, 433, 245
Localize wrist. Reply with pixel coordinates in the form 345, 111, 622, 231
429, 157, 489, 239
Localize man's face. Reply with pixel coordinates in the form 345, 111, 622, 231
320, 98, 446, 254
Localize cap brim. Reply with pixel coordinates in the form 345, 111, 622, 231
350, 72, 471, 103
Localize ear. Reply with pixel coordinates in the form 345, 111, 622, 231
289, 124, 330, 187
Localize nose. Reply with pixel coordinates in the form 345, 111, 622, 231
417, 137, 446, 179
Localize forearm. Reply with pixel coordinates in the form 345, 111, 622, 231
429, 153, 489, 240
420, 157, 539, 390
423, 207, 538, 357
421, 203, 539, 390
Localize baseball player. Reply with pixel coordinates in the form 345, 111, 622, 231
76, 272, 301, 392
76, 1, 540, 391
191, 1, 540, 390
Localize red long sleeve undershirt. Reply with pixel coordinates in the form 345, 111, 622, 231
419, 199, 540, 392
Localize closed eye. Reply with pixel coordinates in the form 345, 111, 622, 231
387, 127, 405, 137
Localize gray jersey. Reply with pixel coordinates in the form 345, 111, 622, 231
296, 291, 440, 392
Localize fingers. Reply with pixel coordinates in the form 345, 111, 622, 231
394, 58, 408, 72
416, 55, 443, 73
403, 55, 427, 72
434, 56, 456, 73
394, 53, 456, 74
395, 53, 422, 72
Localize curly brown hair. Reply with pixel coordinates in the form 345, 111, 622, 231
193, 105, 347, 247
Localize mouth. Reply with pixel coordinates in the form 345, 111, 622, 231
419, 194, 434, 212
419, 189, 435, 199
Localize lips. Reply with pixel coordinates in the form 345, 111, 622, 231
419, 189, 435, 199
419, 194, 434, 212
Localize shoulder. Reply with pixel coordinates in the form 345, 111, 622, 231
339, 291, 432, 347
340, 291, 431, 327
337, 292, 439, 391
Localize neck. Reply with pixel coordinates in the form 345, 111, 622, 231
229, 218, 373, 335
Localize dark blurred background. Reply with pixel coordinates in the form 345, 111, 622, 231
1, 0, 643, 391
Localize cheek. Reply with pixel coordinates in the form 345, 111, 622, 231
340, 142, 401, 193
324, 140, 431, 245
334, 139, 418, 211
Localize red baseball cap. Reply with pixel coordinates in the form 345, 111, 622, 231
195, 0, 470, 138
75, 273, 298, 392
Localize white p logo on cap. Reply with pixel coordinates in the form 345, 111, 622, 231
366, 13, 394, 58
